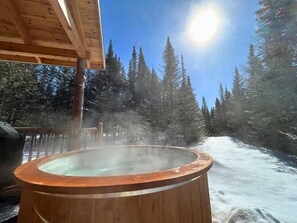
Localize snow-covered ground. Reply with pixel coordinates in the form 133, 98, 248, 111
198, 137, 297, 223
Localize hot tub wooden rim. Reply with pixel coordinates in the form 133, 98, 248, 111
14, 145, 212, 194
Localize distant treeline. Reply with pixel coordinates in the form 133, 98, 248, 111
203, 0, 297, 155
0, 38, 205, 146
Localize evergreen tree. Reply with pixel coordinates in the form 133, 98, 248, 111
127, 46, 137, 108
219, 83, 225, 109
53, 66, 75, 127
201, 96, 212, 135
161, 37, 180, 131
256, 0, 297, 64
227, 67, 247, 136
136, 47, 151, 118
84, 69, 102, 127
167, 55, 205, 145
213, 97, 222, 134
105, 40, 121, 81
182, 77, 205, 144
209, 107, 216, 135
136, 48, 150, 95
255, 0, 297, 153
147, 68, 162, 140
94, 40, 127, 134
0, 62, 50, 126
213, 83, 228, 134
244, 44, 265, 138
176, 56, 189, 144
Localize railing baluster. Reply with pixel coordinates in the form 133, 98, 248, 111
47, 134, 52, 156
66, 133, 70, 152
61, 132, 68, 153
60, 133, 64, 153
49, 134, 53, 155
41, 133, 46, 157
52, 133, 58, 154
14, 125, 105, 163
28, 133, 35, 162
97, 122, 103, 146
45, 133, 50, 156
36, 134, 43, 158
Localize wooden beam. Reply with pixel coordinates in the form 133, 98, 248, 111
66, 0, 87, 49
95, 0, 106, 70
65, 0, 91, 68
0, 54, 78, 68
2, 1, 45, 65
48, 0, 87, 58
0, 42, 79, 60
2, 0, 32, 45
41, 58, 76, 67
0, 54, 37, 64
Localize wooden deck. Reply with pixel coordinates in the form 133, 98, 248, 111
0, 186, 20, 223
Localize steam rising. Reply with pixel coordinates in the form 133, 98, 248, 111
39, 146, 197, 177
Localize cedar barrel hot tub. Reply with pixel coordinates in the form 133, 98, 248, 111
14, 145, 213, 223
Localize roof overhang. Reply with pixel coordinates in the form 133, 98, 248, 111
0, 0, 105, 70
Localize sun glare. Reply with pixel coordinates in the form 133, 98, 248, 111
189, 9, 219, 44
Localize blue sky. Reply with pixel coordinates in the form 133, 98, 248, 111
100, 0, 259, 107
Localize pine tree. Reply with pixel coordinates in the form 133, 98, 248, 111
127, 46, 137, 108
94, 40, 127, 134
219, 83, 225, 109
213, 97, 222, 134
136, 47, 151, 118
0, 62, 44, 126
213, 83, 228, 134
209, 107, 216, 135
255, 0, 297, 153
84, 69, 102, 127
136, 48, 150, 95
183, 76, 205, 144
105, 40, 121, 79
227, 67, 247, 136
176, 56, 189, 143
201, 96, 211, 135
161, 37, 180, 131
38, 65, 62, 126
53, 66, 75, 127
147, 68, 162, 140
224, 87, 231, 103
244, 44, 265, 139
256, 0, 297, 64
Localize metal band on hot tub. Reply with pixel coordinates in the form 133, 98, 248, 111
36, 175, 201, 199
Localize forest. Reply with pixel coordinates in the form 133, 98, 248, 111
204, 0, 297, 155
0, 0, 296, 154
0, 38, 205, 146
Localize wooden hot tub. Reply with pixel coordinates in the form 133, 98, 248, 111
14, 145, 213, 223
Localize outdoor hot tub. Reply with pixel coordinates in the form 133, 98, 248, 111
14, 145, 213, 223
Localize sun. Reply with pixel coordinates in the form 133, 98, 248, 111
189, 9, 220, 44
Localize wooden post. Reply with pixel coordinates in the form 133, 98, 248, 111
97, 122, 103, 146
68, 57, 86, 151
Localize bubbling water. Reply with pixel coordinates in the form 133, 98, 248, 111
39, 146, 198, 177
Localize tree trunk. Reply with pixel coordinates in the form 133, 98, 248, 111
68, 58, 86, 151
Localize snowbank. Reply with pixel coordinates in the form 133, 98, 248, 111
198, 137, 297, 223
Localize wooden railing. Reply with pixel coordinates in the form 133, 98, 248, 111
15, 123, 103, 163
